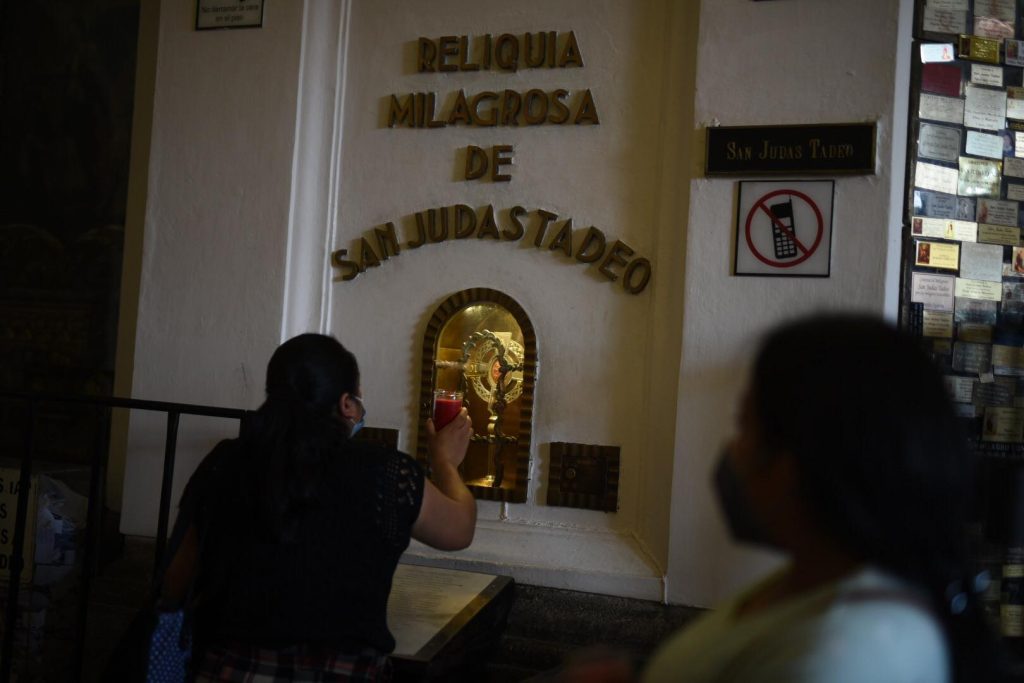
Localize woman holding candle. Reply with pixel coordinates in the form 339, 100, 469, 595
161, 333, 475, 681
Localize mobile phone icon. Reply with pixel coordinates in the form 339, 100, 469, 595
769, 200, 797, 259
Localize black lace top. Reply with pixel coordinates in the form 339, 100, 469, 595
178, 437, 425, 653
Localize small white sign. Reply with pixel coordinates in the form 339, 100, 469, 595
919, 123, 962, 162
924, 9, 966, 35
921, 43, 956, 63
960, 242, 1004, 282
976, 198, 1019, 226
972, 64, 1004, 87
919, 93, 965, 124
1007, 156, 1024, 178
734, 180, 834, 277
196, 0, 264, 30
912, 272, 955, 311
966, 130, 1004, 159
0, 469, 37, 584
927, 0, 968, 10
964, 84, 1007, 131
916, 161, 960, 195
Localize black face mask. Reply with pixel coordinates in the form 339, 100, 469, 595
713, 449, 772, 548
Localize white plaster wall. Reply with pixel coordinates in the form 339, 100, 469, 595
320, 0, 691, 597
665, 0, 912, 607
110, 0, 162, 513
120, 1, 304, 535
117, 0, 913, 607
120, 0, 691, 600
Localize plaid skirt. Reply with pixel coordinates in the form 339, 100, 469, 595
194, 641, 392, 682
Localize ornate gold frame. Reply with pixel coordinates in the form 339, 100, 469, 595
416, 288, 537, 503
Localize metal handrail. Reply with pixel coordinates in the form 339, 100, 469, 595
0, 391, 249, 682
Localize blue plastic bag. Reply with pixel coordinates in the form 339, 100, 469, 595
146, 608, 192, 683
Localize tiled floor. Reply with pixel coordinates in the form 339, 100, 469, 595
8, 537, 700, 682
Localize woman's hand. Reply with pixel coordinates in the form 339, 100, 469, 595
413, 408, 477, 551
427, 407, 472, 470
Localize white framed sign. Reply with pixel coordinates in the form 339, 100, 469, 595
196, 0, 264, 30
734, 180, 835, 277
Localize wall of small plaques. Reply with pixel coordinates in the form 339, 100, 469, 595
906, 0, 1024, 639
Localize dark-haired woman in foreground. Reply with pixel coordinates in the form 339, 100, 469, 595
161, 333, 475, 681
642, 315, 1004, 682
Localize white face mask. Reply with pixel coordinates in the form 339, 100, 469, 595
348, 395, 366, 436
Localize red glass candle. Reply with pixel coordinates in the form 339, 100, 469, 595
433, 390, 463, 429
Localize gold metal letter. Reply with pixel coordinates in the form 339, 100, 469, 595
454, 204, 477, 238
415, 92, 426, 127
426, 92, 445, 128
459, 35, 479, 70
465, 146, 488, 180
491, 145, 514, 182
331, 249, 360, 281
501, 90, 522, 126
447, 89, 472, 126
598, 240, 634, 281
438, 36, 459, 72
471, 91, 498, 126
623, 258, 652, 294
417, 38, 437, 72
534, 209, 558, 248
525, 32, 546, 68
495, 33, 519, 71
547, 218, 573, 258
574, 89, 600, 125
359, 237, 382, 270
409, 212, 428, 248
558, 30, 584, 68
503, 206, 527, 240
374, 222, 401, 259
523, 89, 548, 125
387, 94, 415, 128
575, 227, 606, 263
548, 89, 570, 124
427, 207, 447, 242
478, 205, 500, 239
482, 34, 493, 70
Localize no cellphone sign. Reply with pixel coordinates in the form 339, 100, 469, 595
734, 180, 835, 277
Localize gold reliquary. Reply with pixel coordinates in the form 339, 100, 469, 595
416, 288, 536, 503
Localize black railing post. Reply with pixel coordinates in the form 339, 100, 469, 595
0, 391, 246, 678
0, 400, 35, 683
153, 411, 180, 579
73, 405, 110, 678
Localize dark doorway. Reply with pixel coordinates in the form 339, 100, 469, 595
0, 0, 140, 465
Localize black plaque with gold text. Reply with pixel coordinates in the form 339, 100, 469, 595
705, 123, 876, 176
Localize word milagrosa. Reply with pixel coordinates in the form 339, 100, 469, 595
331, 205, 653, 295
387, 89, 599, 128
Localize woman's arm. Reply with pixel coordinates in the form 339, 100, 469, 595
411, 408, 476, 550
160, 524, 199, 607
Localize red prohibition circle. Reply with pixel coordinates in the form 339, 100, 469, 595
744, 189, 824, 268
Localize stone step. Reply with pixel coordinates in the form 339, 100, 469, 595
500, 584, 701, 658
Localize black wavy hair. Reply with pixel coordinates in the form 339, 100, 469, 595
752, 314, 1004, 683
242, 333, 359, 543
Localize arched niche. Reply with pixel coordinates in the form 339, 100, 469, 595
416, 288, 537, 503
